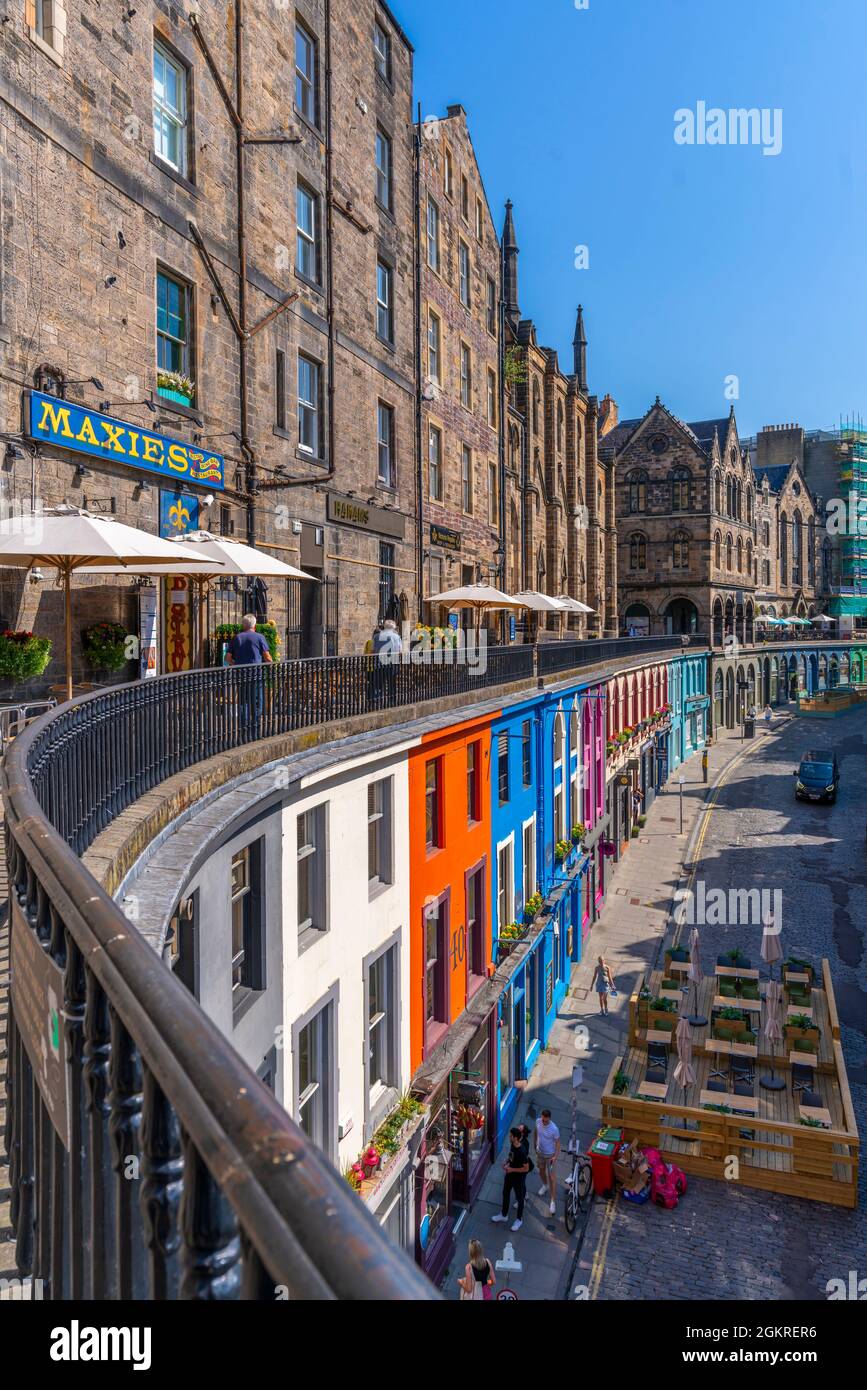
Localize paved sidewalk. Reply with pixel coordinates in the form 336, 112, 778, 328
442, 717, 789, 1300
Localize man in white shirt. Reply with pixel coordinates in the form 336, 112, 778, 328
534, 1109, 561, 1215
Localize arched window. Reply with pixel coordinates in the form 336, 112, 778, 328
714, 531, 721, 569
736, 537, 743, 572
746, 488, 753, 524
671, 468, 691, 510
536, 543, 546, 591
672, 530, 689, 569
792, 510, 803, 585
726, 533, 733, 570
807, 516, 815, 585
780, 511, 788, 584
557, 400, 564, 454
532, 379, 541, 436
627, 470, 647, 514
554, 711, 565, 766
746, 540, 753, 574
714, 470, 722, 513
726, 477, 733, 517
763, 521, 770, 547
629, 533, 647, 570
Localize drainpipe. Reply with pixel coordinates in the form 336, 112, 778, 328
413, 105, 424, 620
234, 0, 255, 545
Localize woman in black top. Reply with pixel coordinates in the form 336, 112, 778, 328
491, 1126, 531, 1232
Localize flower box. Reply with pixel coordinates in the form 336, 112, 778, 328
158, 387, 192, 407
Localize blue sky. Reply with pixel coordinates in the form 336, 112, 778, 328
392, 0, 867, 437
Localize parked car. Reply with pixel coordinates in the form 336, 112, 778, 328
794, 750, 840, 804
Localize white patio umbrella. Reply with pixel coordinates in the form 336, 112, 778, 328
760, 914, 784, 981
94, 530, 317, 665
810, 614, 833, 624
426, 582, 525, 612
556, 594, 595, 615
510, 590, 567, 614
685, 927, 707, 1028
673, 1016, 696, 1089
760, 978, 785, 1092
0, 506, 223, 700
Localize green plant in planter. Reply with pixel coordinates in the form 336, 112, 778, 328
637, 814, 647, 827
787, 1013, 814, 1032
703, 1103, 732, 1114
612, 1070, 629, 1096
0, 630, 52, 680
718, 1007, 746, 1021
524, 891, 544, 920
649, 996, 677, 1013
500, 921, 524, 942
799, 1116, 823, 1128
606, 740, 617, 756
555, 839, 573, 863
571, 822, 586, 844
725, 948, 746, 964
82, 621, 131, 672
630, 826, 640, 838
157, 369, 195, 403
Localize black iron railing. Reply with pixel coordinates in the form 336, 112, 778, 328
1, 632, 699, 1302
537, 633, 703, 678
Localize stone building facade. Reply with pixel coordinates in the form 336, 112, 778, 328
499, 203, 616, 636
417, 106, 501, 608
606, 401, 757, 643
0, 0, 418, 683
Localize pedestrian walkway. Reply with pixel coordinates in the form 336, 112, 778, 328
442, 717, 790, 1299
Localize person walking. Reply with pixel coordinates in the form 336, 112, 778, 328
372, 618, 403, 706
457, 1238, 496, 1301
226, 614, 272, 736
592, 955, 616, 1015
534, 1109, 561, 1216
491, 1126, 532, 1232
763, 703, 773, 730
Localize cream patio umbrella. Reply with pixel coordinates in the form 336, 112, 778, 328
673, 1015, 697, 1090
0, 506, 224, 701
685, 927, 707, 1028
96, 530, 317, 667
760, 978, 785, 1092
426, 582, 525, 640
555, 594, 595, 615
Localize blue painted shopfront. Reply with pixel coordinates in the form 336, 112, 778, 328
490, 680, 603, 1145
667, 654, 708, 768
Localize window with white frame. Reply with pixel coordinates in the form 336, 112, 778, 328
459, 240, 471, 307
296, 999, 334, 1157
297, 804, 327, 940
427, 310, 441, 383
153, 41, 188, 175
375, 127, 392, 210
296, 182, 319, 282
376, 259, 394, 344
366, 943, 397, 1109
554, 712, 565, 767
377, 402, 395, 488
428, 424, 443, 501
522, 819, 535, 905
297, 354, 321, 456
497, 839, 514, 932
461, 445, 473, 515
295, 21, 317, 125
373, 18, 392, 82
554, 785, 565, 842
367, 777, 393, 889
427, 199, 441, 272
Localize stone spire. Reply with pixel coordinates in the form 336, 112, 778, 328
573, 304, 587, 392
502, 200, 520, 327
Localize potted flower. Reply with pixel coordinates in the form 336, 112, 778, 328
82, 621, 132, 673
555, 839, 573, 864
0, 629, 52, 686
361, 1143, 381, 1179
571, 822, 586, 845
606, 740, 617, 757
157, 370, 195, 406
524, 890, 543, 922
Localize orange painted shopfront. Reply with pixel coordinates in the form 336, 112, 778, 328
408, 714, 497, 1072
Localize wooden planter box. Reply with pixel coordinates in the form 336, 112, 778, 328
713, 1015, 748, 1040
785, 1025, 820, 1048
648, 1007, 678, 1030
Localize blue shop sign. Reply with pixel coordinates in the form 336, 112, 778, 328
23, 390, 225, 490
159, 490, 200, 538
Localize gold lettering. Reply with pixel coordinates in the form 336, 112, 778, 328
167, 442, 188, 473
99, 420, 127, 454
75, 417, 100, 447
37, 400, 74, 438
126, 430, 140, 458
142, 437, 163, 463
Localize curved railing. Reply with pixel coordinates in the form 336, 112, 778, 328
1, 635, 697, 1300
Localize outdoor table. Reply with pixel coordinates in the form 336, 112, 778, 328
787, 1005, 813, 1020
798, 1105, 832, 1127
706, 1038, 731, 1053
730, 1042, 758, 1058
713, 995, 762, 1013
729, 1094, 759, 1114
667, 960, 690, 974
715, 965, 760, 979
658, 987, 682, 1002
637, 1080, 668, 1100
700, 1089, 732, 1107
785, 971, 810, 984
788, 1050, 818, 1067
646, 1029, 674, 1045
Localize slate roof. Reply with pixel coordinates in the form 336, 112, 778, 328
754, 464, 792, 493
687, 418, 732, 451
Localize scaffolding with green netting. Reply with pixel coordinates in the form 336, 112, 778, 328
837, 418, 867, 595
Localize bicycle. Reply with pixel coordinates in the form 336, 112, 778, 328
563, 1136, 593, 1233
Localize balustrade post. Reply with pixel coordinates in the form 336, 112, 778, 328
108, 1006, 147, 1299
63, 925, 87, 1299
179, 1137, 242, 1300
83, 970, 115, 1299
140, 1065, 183, 1300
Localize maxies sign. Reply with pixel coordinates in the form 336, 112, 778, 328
23, 390, 225, 490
